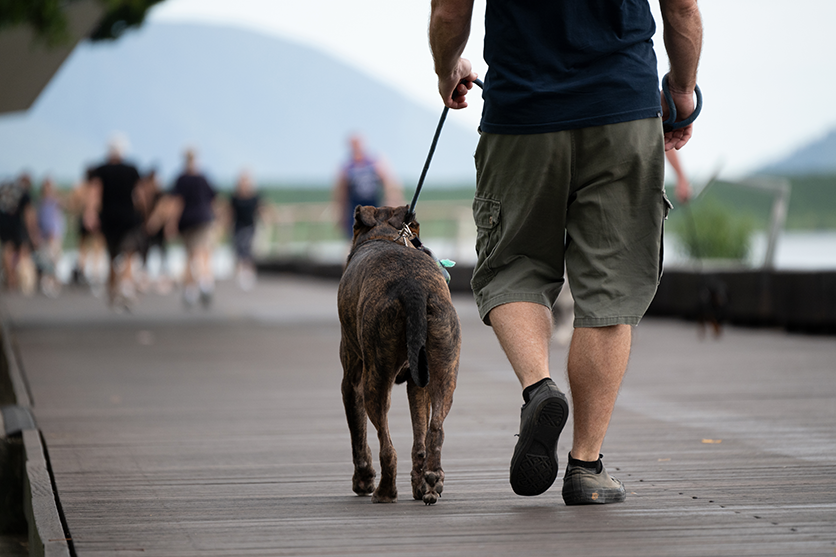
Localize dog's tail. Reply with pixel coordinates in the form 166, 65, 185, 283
402, 290, 430, 388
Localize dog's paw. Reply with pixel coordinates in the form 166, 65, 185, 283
371, 488, 397, 503
419, 470, 444, 505
352, 468, 376, 496
425, 470, 444, 493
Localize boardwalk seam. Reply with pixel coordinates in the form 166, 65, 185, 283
1, 306, 72, 557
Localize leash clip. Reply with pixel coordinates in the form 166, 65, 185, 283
395, 223, 415, 247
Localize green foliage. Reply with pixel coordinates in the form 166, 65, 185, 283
251, 185, 477, 205
782, 174, 836, 229
0, 0, 70, 46
0, 0, 164, 46
675, 175, 836, 231
89, 0, 165, 41
670, 197, 755, 261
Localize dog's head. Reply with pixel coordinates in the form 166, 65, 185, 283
350, 205, 420, 251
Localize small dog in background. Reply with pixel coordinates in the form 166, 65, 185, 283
698, 276, 728, 338
337, 205, 461, 505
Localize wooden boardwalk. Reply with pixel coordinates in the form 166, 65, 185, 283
2, 275, 836, 556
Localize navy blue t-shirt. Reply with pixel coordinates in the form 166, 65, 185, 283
481, 0, 662, 134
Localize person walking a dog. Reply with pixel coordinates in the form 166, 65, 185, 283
429, 0, 702, 504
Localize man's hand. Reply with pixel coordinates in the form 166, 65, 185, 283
438, 59, 478, 109
661, 85, 696, 151
430, 0, 476, 109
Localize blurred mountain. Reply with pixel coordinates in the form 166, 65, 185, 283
758, 128, 836, 176
0, 22, 479, 187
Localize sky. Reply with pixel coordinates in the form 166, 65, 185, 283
148, 0, 836, 182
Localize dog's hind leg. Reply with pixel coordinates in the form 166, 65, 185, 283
420, 320, 461, 505
365, 373, 398, 503
407, 381, 431, 500
421, 392, 452, 505
341, 344, 376, 496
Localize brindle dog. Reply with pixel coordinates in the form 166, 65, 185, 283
338, 205, 461, 505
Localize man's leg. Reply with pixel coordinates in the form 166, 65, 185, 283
567, 325, 631, 461
490, 301, 552, 388
559, 324, 630, 504
491, 301, 570, 497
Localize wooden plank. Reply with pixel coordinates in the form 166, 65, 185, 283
22, 430, 70, 557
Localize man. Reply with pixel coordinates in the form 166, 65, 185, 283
89, 136, 144, 308
170, 148, 217, 308
429, 0, 701, 505
0, 173, 40, 292
333, 134, 402, 238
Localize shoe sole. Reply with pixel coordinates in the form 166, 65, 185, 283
563, 479, 627, 505
563, 489, 626, 505
510, 396, 569, 496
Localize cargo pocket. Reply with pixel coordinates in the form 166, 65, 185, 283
658, 191, 674, 283
472, 196, 501, 288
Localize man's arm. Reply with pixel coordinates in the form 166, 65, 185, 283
429, 0, 478, 109
83, 177, 102, 232
665, 149, 692, 203
659, 0, 702, 151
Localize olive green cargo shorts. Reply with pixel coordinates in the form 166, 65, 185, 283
471, 117, 670, 327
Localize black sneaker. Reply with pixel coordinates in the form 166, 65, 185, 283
562, 455, 626, 505
509, 379, 569, 496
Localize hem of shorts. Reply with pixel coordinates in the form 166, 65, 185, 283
477, 292, 550, 326
573, 316, 642, 328
479, 107, 661, 135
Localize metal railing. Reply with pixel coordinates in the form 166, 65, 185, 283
253, 200, 477, 264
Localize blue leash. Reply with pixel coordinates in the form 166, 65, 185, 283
662, 72, 703, 133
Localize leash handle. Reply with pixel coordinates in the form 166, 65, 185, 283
662, 73, 702, 133
408, 78, 484, 221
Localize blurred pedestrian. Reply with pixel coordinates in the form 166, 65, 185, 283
36, 177, 65, 297
88, 135, 144, 309
70, 167, 107, 288
0, 173, 40, 294
229, 170, 261, 291
333, 134, 402, 238
170, 148, 217, 307
665, 149, 692, 204
136, 168, 172, 293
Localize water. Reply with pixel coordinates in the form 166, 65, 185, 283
664, 230, 836, 270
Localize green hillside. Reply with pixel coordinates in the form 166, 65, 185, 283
666, 174, 836, 231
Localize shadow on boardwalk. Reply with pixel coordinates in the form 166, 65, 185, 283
2, 275, 836, 556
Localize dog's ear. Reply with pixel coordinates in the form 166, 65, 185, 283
353, 205, 379, 234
